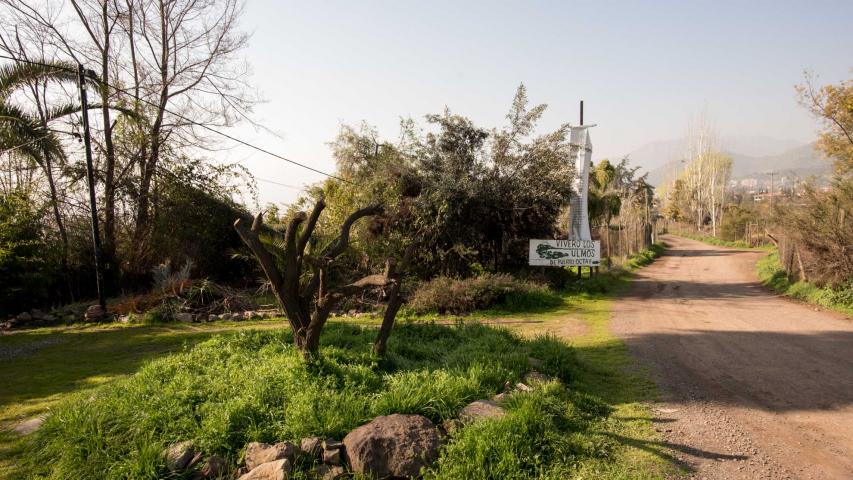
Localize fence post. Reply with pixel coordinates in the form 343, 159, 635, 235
795, 246, 808, 283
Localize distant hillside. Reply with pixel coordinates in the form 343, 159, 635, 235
620, 136, 831, 186
728, 144, 828, 178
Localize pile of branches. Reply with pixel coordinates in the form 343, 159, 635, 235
110, 279, 256, 317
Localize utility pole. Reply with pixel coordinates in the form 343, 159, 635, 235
580, 100, 584, 126
77, 64, 106, 310
769, 170, 775, 211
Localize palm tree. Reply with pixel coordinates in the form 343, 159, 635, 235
588, 159, 622, 265
1, 61, 85, 282
0, 60, 134, 294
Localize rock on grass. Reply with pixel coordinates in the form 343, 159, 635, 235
244, 442, 297, 471
237, 459, 291, 480
162, 440, 198, 472
343, 414, 442, 478
458, 400, 506, 423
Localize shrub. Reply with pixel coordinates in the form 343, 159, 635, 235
0, 191, 61, 316
624, 243, 666, 269
17, 323, 609, 480
408, 273, 562, 314
829, 281, 853, 308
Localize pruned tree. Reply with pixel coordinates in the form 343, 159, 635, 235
234, 199, 412, 358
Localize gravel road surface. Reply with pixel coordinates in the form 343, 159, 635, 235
611, 235, 853, 479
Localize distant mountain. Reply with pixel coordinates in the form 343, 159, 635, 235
728, 144, 827, 178
620, 136, 831, 186
718, 135, 803, 158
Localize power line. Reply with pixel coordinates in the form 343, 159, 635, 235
2, 119, 306, 196
255, 177, 303, 189
0, 54, 350, 184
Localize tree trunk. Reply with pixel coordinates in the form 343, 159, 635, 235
98, 0, 118, 289
234, 203, 400, 359
374, 245, 416, 356
131, 0, 169, 271
43, 150, 73, 300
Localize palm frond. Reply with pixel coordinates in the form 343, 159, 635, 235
0, 60, 85, 100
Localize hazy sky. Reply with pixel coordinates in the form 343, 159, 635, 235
219, 0, 853, 206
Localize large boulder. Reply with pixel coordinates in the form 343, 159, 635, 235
84, 304, 107, 322
458, 400, 506, 423
343, 414, 442, 479
244, 442, 297, 471
237, 459, 291, 480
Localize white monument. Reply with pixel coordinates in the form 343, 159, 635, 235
567, 126, 593, 241
529, 125, 601, 267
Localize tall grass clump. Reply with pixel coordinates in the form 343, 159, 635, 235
17, 322, 607, 479
408, 273, 562, 314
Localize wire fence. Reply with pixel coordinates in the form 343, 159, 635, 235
591, 221, 654, 268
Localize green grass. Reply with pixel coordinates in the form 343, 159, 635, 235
422, 244, 675, 479
1, 244, 676, 479
10, 323, 620, 480
756, 250, 853, 316
0, 320, 284, 478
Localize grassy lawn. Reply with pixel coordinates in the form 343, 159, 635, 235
0, 251, 677, 479
473, 283, 675, 479
0, 321, 285, 477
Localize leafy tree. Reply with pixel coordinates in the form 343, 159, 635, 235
150, 160, 254, 283
777, 74, 853, 285
0, 191, 58, 315
797, 74, 853, 175
294, 85, 575, 280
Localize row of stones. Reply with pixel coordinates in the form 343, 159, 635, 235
164, 368, 555, 479
1, 309, 57, 329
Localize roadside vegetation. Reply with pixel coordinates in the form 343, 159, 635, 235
757, 250, 853, 316
668, 231, 751, 249
658, 74, 852, 312
17, 323, 604, 479
1, 245, 673, 479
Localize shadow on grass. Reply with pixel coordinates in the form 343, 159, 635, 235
605, 432, 748, 464
0, 322, 286, 418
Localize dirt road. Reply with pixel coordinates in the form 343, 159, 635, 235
611, 235, 853, 480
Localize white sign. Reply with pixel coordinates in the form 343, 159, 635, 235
529, 239, 601, 266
